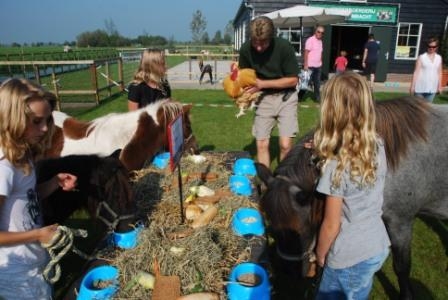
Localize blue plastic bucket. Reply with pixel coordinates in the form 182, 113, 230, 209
232, 208, 265, 236
227, 262, 270, 300
77, 265, 119, 300
152, 152, 170, 169
229, 175, 252, 196
112, 222, 144, 249
233, 158, 257, 176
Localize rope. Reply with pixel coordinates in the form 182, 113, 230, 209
99, 72, 129, 92
41, 226, 89, 284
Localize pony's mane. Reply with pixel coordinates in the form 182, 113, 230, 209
156, 99, 184, 129
278, 97, 431, 175
375, 97, 431, 170
275, 131, 319, 192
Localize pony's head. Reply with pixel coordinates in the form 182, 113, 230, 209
256, 132, 324, 278
37, 151, 136, 235
154, 99, 199, 154
86, 150, 136, 233
119, 99, 199, 171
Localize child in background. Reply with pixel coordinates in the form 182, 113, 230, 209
0, 78, 77, 299
199, 57, 214, 85
313, 72, 390, 299
127, 48, 171, 111
334, 50, 348, 74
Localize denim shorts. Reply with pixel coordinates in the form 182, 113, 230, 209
414, 92, 436, 102
316, 248, 389, 300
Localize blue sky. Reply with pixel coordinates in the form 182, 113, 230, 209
0, 0, 242, 44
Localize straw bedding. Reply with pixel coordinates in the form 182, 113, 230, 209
96, 152, 259, 299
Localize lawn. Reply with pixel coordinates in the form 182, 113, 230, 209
52, 88, 448, 299
3, 46, 446, 299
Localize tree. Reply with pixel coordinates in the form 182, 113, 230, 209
202, 32, 210, 44
190, 10, 207, 43
135, 34, 168, 47
76, 30, 109, 47
223, 21, 234, 45
212, 30, 223, 45
167, 35, 176, 52
104, 18, 119, 36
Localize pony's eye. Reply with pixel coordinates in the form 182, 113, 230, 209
296, 191, 309, 203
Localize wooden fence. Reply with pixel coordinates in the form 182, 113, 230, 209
0, 57, 124, 110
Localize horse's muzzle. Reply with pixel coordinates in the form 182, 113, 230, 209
184, 135, 200, 155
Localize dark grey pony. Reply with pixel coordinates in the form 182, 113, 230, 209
256, 97, 448, 300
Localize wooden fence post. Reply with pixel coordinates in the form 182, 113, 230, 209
118, 57, 124, 91
189, 59, 192, 80
105, 61, 111, 97
52, 72, 61, 111
214, 59, 218, 83
34, 65, 41, 85
90, 63, 100, 105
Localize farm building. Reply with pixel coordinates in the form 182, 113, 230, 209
232, 0, 448, 82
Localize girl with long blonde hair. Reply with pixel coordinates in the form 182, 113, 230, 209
127, 48, 171, 111
313, 72, 390, 299
0, 78, 77, 299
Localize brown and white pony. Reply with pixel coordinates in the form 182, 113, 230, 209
45, 98, 199, 172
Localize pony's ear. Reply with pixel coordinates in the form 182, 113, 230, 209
109, 149, 122, 159
255, 162, 274, 186
289, 185, 301, 196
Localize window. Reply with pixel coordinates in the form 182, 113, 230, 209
278, 29, 302, 56
395, 23, 422, 60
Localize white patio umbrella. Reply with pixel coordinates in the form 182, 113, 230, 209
263, 5, 351, 28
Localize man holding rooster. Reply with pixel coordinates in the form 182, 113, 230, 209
238, 16, 299, 168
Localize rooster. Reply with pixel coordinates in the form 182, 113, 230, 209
223, 62, 261, 118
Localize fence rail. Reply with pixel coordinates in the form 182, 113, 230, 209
0, 58, 124, 110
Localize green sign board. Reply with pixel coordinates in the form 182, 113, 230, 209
310, 2, 398, 24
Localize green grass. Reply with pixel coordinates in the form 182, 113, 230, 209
3, 47, 445, 298
52, 87, 448, 299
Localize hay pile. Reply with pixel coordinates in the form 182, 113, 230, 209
97, 152, 260, 299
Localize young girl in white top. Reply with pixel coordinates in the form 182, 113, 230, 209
0, 78, 77, 299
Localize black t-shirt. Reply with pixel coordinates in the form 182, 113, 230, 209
238, 37, 299, 80
364, 40, 380, 63
127, 80, 171, 108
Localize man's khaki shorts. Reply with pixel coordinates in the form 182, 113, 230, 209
252, 91, 298, 140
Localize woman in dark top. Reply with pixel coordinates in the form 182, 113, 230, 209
127, 49, 171, 111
